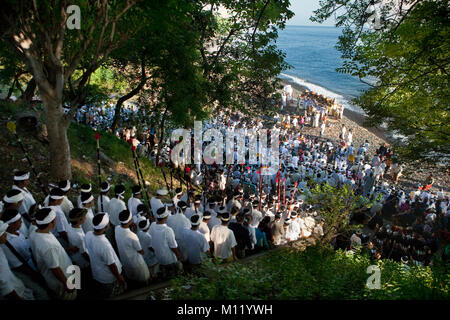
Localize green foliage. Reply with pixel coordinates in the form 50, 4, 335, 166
312, 0, 450, 164
67, 123, 163, 195
306, 183, 375, 243
170, 245, 450, 300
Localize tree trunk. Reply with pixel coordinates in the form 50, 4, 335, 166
18, 78, 36, 104
155, 108, 168, 164
42, 94, 72, 180
4, 78, 17, 100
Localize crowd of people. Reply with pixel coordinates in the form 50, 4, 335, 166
1, 90, 448, 301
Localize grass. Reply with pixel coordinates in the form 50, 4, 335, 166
0, 100, 168, 203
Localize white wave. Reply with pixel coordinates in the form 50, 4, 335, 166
279, 73, 366, 115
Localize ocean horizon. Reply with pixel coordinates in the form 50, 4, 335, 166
276, 25, 370, 114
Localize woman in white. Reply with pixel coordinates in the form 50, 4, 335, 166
115, 210, 150, 284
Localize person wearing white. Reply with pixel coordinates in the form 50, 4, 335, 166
115, 210, 149, 283
0, 221, 35, 300
166, 202, 191, 259
210, 212, 237, 261
85, 213, 127, 297
48, 188, 71, 247
128, 186, 144, 217
67, 208, 90, 270
29, 208, 76, 300
286, 212, 301, 241
149, 207, 182, 277
108, 185, 127, 228
0, 209, 51, 301
97, 181, 111, 213
80, 192, 95, 233
199, 211, 212, 242
2, 190, 29, 238
181, 215, 210, 265
12, 171, 36, 226
150, 189, 167, 217
136, 218, 159, 277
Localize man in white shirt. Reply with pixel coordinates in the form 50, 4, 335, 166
128, 186, 144, 217
136, 218, 159, 278
2, 190, 29, 237
182, 215, 210, 270
80, 192, 95, 233
0, 209, 48, 298
185, 197, 203, 220
43, 180, 74, 218
199, 211, 212, 244
67, 208, 90, 271
12, 171, 36, 227
150, 189, 167, 217
250, 201, 263, 228
77, 184, 92, 209
0, 221, 35, 300
149, 207, 182, 279
85, 213, 127, 298
48, 188, 71, 248
166, 201, 191, 258
287, 211, 301, 241
107, 184, 127, 244
210, 212, 238, 262
115, 210, 150, 284
97, 181, 111, 214
29, 208, 77, 300
172, 188, 183, 207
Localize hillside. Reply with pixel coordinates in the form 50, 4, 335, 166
0, 100, 169, 205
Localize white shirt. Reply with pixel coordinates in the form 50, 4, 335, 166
85, 231, 122, 284
45, 195, 74, 219
0, 246, 33, 299
286, 219, 300, 241
49, 205, 70, 239
166, 212, 191, 244
150, 197, 164, 217
108, 197, 127, 226
29, 231, 73, 295
128, 196, 143, 217
97, 195, 110, 213
148, 223, 178, 265
137, 229, 158, 267
67, 226, 89, 269
210, 224, 237, 259
198, 221, 211, 242
1, 231, 34, 270
115, 226, 149, 282
12, 185, 36, 217
181, 228, 209, 265
207, 215, 221, 232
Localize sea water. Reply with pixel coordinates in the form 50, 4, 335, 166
276, 25, 372, 115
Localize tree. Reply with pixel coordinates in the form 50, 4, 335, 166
0, 0, 140, 179
194, 0, 294, 115
306, 182, 375, 244
311, 0, 450, 164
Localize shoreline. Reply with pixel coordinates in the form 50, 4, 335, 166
279, 78, 391, 143
278, 78, 450, 194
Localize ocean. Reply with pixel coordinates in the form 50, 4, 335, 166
276, 25, 370, 114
